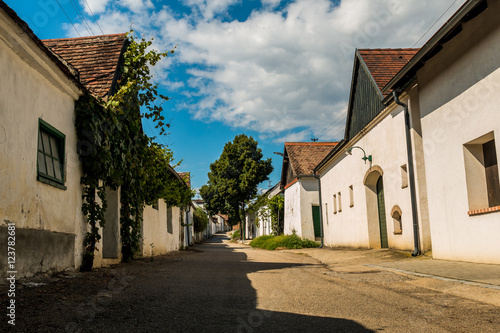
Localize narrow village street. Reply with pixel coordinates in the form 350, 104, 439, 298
3, 233, 499, 333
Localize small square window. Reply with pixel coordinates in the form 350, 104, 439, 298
464, 132, 500, 212
401, 165, 408, 189
325, 203, 329, 224
37, 119, 66, 189
349, 185, 354, 207
333, 194, 337, 214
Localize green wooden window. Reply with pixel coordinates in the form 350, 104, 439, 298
37, 119, 66, 189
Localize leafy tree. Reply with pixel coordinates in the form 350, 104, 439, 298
200, 134, 273, 236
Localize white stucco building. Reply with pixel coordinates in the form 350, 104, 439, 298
0, 2, 193, 278
315, 48, 432, 253
383, 0, 500, 264
280, 142, 338, 241
0, 2, 85, 278
315, 0, 500, 264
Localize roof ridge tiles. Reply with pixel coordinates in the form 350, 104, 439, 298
358, 48, 420, 51
41, 33, 127, 42
285, 141, 338, 146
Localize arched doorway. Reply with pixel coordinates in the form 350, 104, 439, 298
364, 166, 388, 249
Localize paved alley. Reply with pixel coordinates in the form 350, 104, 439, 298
3, 234, 499, 332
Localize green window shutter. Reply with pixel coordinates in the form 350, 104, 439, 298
37, 119, 66, 190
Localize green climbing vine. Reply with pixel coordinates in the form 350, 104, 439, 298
76, 31, 192, 271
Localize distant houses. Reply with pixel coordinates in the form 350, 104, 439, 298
280, 142, 338, 241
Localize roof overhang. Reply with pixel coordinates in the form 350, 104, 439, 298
382, 0, 488, 94
313, 139, 347, 173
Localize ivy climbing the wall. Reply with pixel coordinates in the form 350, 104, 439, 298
76, 31, 192, 271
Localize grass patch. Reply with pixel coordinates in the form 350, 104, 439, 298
249, 234, 320, 250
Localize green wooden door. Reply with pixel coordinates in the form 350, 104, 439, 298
312, 205, 321, 238
376, 177, 388, 248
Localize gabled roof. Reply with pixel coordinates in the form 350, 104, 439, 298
358, 48, 419, 96
264, 182, 282, 198
281, 142, 338, 185
42, 33, 128, 98
344, 48, 419, 141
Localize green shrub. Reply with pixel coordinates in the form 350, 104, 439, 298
249, 234, 320, 250
232, 229, 241, 239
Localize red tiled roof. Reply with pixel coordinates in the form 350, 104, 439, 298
358, 48, 419, 95
42, 33, 127, 98
178, 172, 191, 188
285, 142, 338, 176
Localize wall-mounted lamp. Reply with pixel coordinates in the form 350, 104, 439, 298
345, 146, 372, 164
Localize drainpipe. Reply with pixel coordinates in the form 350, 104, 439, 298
393, 90, 420, 256
313, 170, 324, 248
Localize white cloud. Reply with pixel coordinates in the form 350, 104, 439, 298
69, 0, 467, 141
182, 0, 241, 20
121, 0, 154, 13
80, 0, 112, 15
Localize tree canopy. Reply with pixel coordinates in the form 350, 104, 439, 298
200, 134, 273, 225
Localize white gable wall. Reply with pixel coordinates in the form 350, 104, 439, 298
319, 105, 417, 250
284, 178, 319, 240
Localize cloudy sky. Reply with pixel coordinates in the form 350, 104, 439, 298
8, 0, 467, 192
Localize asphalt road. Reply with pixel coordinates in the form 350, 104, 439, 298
3, 234, 499, 332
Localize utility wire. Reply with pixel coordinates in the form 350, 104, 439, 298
83, 0, 105, 35
56, 0, 81, 37
315, 109, 347, 139
412, 0, 460, 47
69, 0, 95, 35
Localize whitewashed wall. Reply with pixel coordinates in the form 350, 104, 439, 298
284, 181, 302, 237
284, 178, 319, 241
142, 202, 183, 256
0, 11, 83, 278
417, 0, 500, 264
319, 106, 418, 250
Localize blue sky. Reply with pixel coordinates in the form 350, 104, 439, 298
6, 0, 467, 195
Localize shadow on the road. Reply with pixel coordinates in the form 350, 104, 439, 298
7, 234, 373, 332
174, 234, 374, 333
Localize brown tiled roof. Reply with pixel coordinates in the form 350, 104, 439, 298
42, 33, 127, 98
358, 48, 419, 95
285, 142, 338, 176
178, 172, 191, 188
